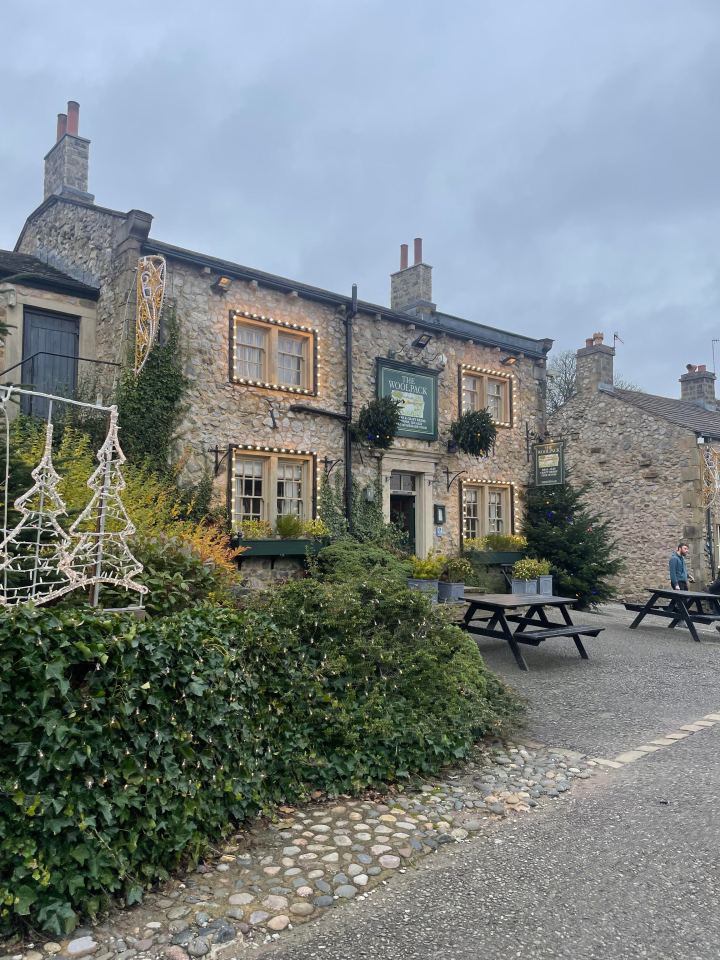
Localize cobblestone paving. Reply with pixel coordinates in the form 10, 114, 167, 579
1, 741, 605, 960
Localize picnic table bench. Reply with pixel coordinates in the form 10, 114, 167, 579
625, 588, 720, 643
460, 592, 605, 671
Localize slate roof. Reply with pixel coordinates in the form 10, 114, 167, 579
0, 249, 98, 299
600, 384, 720, 438
142, 237, 552, 360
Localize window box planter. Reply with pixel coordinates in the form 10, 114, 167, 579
235, 538, 322, 558
511, 578, 538, 595
466, 549, 527, 565
537, 575, 553, 595
407, 578, 439, 603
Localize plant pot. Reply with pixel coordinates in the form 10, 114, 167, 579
511, 578, 538, 595
407, 578, 439, 603
537, 575, 553, 595
438, 581, 465, 603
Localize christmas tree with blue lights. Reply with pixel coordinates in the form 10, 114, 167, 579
522, 478, 622, 608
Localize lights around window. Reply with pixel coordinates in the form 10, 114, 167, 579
231, 310, 317, 395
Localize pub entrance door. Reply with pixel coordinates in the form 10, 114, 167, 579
389, 471, 417, 553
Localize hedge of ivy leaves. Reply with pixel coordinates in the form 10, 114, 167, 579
1, 581, 519, 936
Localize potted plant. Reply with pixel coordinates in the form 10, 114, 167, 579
536, 560, 553, 595
464, 533, 528, 565
438, 556, 474, 603
407, 553, 446, 603
235, 519, 273, 540
511, 557, 549, 595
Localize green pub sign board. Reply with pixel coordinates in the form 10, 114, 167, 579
376, 359, 438, 440
534, 441, 565, 486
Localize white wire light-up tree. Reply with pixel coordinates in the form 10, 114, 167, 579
0, 419, 77, 604
61, 407, 147, 604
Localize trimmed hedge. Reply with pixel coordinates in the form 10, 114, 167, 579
1, 581, 519, 936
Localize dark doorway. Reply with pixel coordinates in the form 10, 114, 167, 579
21, 308, 79, 418
390, 493, 416, 553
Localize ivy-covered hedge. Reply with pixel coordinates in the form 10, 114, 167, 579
1, 583, 519, 936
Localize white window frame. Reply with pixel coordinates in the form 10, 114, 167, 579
232, 314, 316, 394
232, 449, 313, 531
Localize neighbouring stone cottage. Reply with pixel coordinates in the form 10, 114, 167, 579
11, 102, 553, 584
549, 333, 720, 600
0, 249, 99, 419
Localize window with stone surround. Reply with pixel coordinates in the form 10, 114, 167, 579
231, 448, 314, 530
462, 483, 513, 540
459, 366, 512, 426
230, 310, 316, 395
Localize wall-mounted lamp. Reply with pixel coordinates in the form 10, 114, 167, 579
213, 275, 232, 293
413, 333, 433, 349
501, 355, 518, 366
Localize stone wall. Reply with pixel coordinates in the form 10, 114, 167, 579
549, 389, 711, 601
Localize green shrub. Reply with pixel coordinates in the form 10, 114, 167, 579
0, 589, 519, 936
236, 519, 273, 539
275, 513, 304, 538
315, 541, 411, 584
443, 556, 474, 583
464, 533, 527, 552
409, 553, 446, 580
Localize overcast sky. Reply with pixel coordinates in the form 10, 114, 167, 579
2, 0, 720, 393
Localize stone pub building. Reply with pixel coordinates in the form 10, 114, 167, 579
7, 103, 553, 577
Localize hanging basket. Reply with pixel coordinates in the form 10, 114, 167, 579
449, 409, 497, 457
354, 397, 401, 450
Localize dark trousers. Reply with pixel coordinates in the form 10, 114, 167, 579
677, 581, 689, 591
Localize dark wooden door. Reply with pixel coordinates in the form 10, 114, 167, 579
21, 308, 79, 418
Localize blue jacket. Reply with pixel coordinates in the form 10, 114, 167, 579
669, 552, 688, 587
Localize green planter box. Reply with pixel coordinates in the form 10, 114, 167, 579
237, 539, 321, 558
466, 550, 527, 565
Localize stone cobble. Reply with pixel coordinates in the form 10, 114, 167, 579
0, 742, 603, 960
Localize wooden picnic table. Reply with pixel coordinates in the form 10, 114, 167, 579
460, 592, 605, 672
625, 588, 720, 643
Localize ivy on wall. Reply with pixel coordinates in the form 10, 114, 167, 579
116, 306, 187, 473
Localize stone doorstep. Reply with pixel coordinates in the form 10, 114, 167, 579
663, 732, 690, 740
635, 745, 663, 753
703, 713, 720, 721
679, 724, 707, 732
592, 758, 624, 769
693, 720, 716, 728
649, 739, 676, 746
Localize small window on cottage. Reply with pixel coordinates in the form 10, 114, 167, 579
462, 375, 482, 413
390, 471, 416, 492
232, 451, 313, 531
234, 457, 265, 521
277, 459, 305, 517
486, 379, 505, 422
460, 370, 511, 425
462, 484, 511, 541
231, 313, 315, 393
277, 333, 305, 387
463, 488, 480, 540
236, 324, 267, 381
488, 488, 505, 533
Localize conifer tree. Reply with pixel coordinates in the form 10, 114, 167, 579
522, 479, 623, 608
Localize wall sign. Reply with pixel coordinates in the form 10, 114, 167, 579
534, 441, 565, 486
376, 359, 438, 440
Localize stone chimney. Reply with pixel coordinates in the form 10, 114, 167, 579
44, 101, 94, 202
575, 332, 615, 395
390, 238, 436, 315
680, 364, 717, 409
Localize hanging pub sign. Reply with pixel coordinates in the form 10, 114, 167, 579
534, 440, 565, 486
376, 359, 438, 440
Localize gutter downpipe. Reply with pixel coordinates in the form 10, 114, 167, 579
345, 285, 357, 531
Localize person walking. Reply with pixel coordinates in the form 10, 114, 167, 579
669, 542, 691, 591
